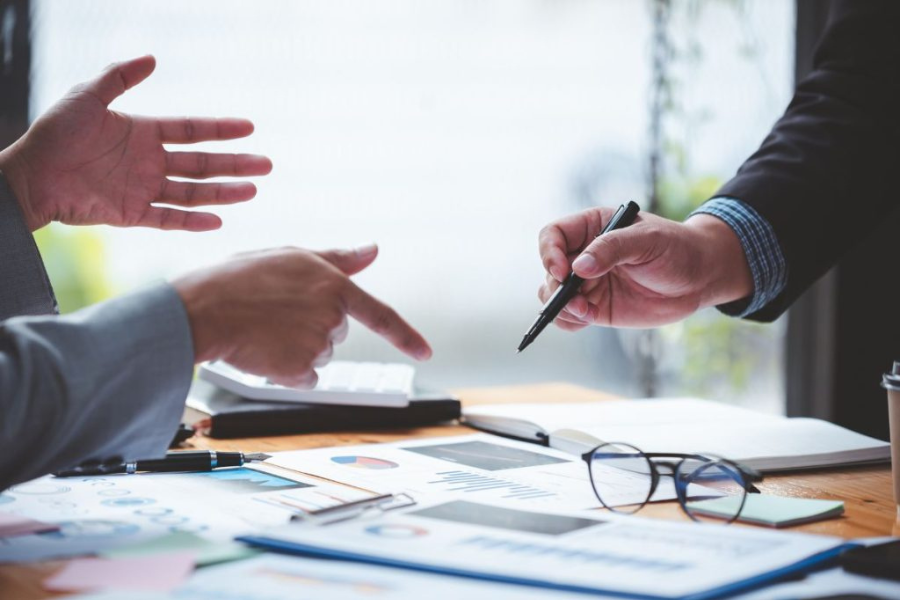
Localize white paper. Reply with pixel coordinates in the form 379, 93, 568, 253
177, 553, 602, 600
465, 399, 890, 471
465, 398, 779, 434
255, 495, 843, 599
265, 433, 702, 510
0, 466, 370, 563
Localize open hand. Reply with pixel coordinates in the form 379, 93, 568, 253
0, 55, 272, 232
537, 207, 754, 330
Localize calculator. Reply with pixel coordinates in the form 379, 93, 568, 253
198, 360, 415, 408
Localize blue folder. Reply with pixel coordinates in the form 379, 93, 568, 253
237, 534, 856, 600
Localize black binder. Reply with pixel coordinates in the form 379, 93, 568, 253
186, 380, 461, 439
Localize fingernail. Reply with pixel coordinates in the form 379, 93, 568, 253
356, 243, 378, 258
550, 266, 564, 282
572, 254, 598, 275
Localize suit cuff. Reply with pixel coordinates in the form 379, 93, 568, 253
0, 170, 58, 319
689, 197, 788, 318
67, 282, 196, 461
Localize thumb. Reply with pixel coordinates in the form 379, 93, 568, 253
81, 55, 156, 106
571, 229, 646, 278
318, 244, 379, 275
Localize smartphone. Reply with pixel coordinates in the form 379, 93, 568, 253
839, 540, 900, 581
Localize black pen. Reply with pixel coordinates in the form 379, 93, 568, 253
517, 201, 640, 353
53, 450, 270, 477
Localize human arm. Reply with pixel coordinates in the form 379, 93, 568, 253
0, 172, 57, 320
0, 284, 194, 491
706, 0, 900, 321
537, 1, 900, 328
0, 55, 272, 233
537, 207, 753, 329
0, 244, 431, 490
172, 244, 433, 388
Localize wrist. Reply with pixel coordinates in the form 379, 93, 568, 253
172, 273, 226, 364
0, 142, 45, 231
684, 214, 754, 308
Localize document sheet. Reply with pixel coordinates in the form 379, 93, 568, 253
0, 465, 371, 563
264, 433, 715, 510
244, 495, 844, 599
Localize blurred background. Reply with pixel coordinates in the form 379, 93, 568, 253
5, 1, 798, 413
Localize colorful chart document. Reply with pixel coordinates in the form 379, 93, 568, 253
0, 465, 372, 563
265, 433, 714, 510
240, 496, 847, 600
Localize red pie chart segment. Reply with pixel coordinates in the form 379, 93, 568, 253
331, 456, 399, 470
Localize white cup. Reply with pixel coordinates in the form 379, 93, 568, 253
882, 361, 900, 519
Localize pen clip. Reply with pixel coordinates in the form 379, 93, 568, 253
290, 492, 417, 526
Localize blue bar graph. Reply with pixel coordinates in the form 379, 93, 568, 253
427, 471, 557, 500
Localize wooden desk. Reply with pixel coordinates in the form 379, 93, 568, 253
2, 383, 896, 598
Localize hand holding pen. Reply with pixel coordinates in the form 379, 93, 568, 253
533, 201, 755, 333
519, 202, 640, 352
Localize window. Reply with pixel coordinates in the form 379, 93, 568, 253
30, 0, 793, 410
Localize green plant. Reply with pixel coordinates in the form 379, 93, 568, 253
33, 224, 113, 314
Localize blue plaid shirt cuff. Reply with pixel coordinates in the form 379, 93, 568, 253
689, 197, 788, 318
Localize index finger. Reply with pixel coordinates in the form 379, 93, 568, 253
342, 283, 432, 360
538, 209, 606, 282
156, 117, 256, 143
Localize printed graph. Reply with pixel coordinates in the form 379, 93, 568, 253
41, 520, 141, 540
100, 497, 156, 508
9, 482, 71, 495
188, 468, 312, 494
411, 501, 599, 536
428, 470, 557, 500
404, 441, 568, 471
331, 456, 399, 470
364, 524, 429, 539
461, 535, 688, 573
256, 488, 373, 513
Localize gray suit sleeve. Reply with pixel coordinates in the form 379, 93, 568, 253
0, 283, 195, 490
0, 171, 58, 320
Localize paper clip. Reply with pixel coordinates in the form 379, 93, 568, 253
291, 492, 417, 525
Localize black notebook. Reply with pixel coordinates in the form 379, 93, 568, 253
185, 380, 461, 438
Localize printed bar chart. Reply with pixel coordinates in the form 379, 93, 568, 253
428, 471, 557, 500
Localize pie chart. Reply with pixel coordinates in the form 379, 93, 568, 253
331, 456, 399, 470
365, 524, 428, 538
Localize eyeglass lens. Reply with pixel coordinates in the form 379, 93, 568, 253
588, 444, 750, 523
587, 442, 655, 514
677, 458, 748, 523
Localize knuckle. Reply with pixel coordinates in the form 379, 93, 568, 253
196, 153, 209, 175
183, 118, 195, 141
371, 308, 396, 335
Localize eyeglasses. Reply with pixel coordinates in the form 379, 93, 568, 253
581, 442, 763, 524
